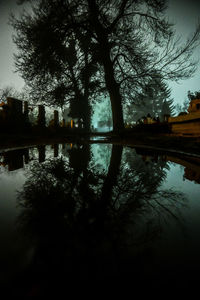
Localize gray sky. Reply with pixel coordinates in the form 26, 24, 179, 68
0, 0, 25, 90
167, 0, 200, 104
0, 0, 200, 105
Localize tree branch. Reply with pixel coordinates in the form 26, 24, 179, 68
107, 0, 130, 33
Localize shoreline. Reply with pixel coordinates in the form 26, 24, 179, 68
0, 132, 199, 157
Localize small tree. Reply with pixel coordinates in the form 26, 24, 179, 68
125, 77, 174, 122
175, 90, 200, 114
188, 90, 200, 100
0, 86, 21, 102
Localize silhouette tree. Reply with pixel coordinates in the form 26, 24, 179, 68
175, 90, 200, 114
187, 90, 200, 101
95, 98, 113, 130
125, 76, 174, 122
0, 85, 23, 102
12, 0, 200, 132
11, 6, 102, 131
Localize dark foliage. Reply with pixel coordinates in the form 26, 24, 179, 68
125, 76, 175, 122
11, 0, 200, 131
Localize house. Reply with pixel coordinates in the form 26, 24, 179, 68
168, 98, 200, 136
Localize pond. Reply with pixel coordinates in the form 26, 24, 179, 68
0, 143, 200, 296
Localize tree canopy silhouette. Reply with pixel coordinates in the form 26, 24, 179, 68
11, 0, 200, 132
125, 76, 174, 122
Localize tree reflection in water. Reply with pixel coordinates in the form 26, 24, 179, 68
14, 144, 187, 296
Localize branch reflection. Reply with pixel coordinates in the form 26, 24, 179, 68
16, 144, 187, 296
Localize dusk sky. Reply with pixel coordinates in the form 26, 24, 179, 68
0, 0, 200, 106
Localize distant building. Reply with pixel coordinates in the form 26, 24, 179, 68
187, 99, 200, 113
168, 98, 200, 136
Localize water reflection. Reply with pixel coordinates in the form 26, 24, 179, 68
166, 155, 200, 184
135, 147, 200, 185
0, 148, 29, 171
1, 143, 200, 295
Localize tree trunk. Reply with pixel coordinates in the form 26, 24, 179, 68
103, 50, 124, 132
100, 145, 123, 207
88, 0, 124, 132
82, 60, 91, 132
82, 97, 91, 132
68, 61, 91, 132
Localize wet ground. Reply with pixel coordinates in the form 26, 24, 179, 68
0, 142, 200, 296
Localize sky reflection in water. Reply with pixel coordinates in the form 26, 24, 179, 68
0, 143, 200, 295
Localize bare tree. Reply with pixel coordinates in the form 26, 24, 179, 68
0, 85, 21, 102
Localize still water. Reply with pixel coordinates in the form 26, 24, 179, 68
0, 143, 200, 295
